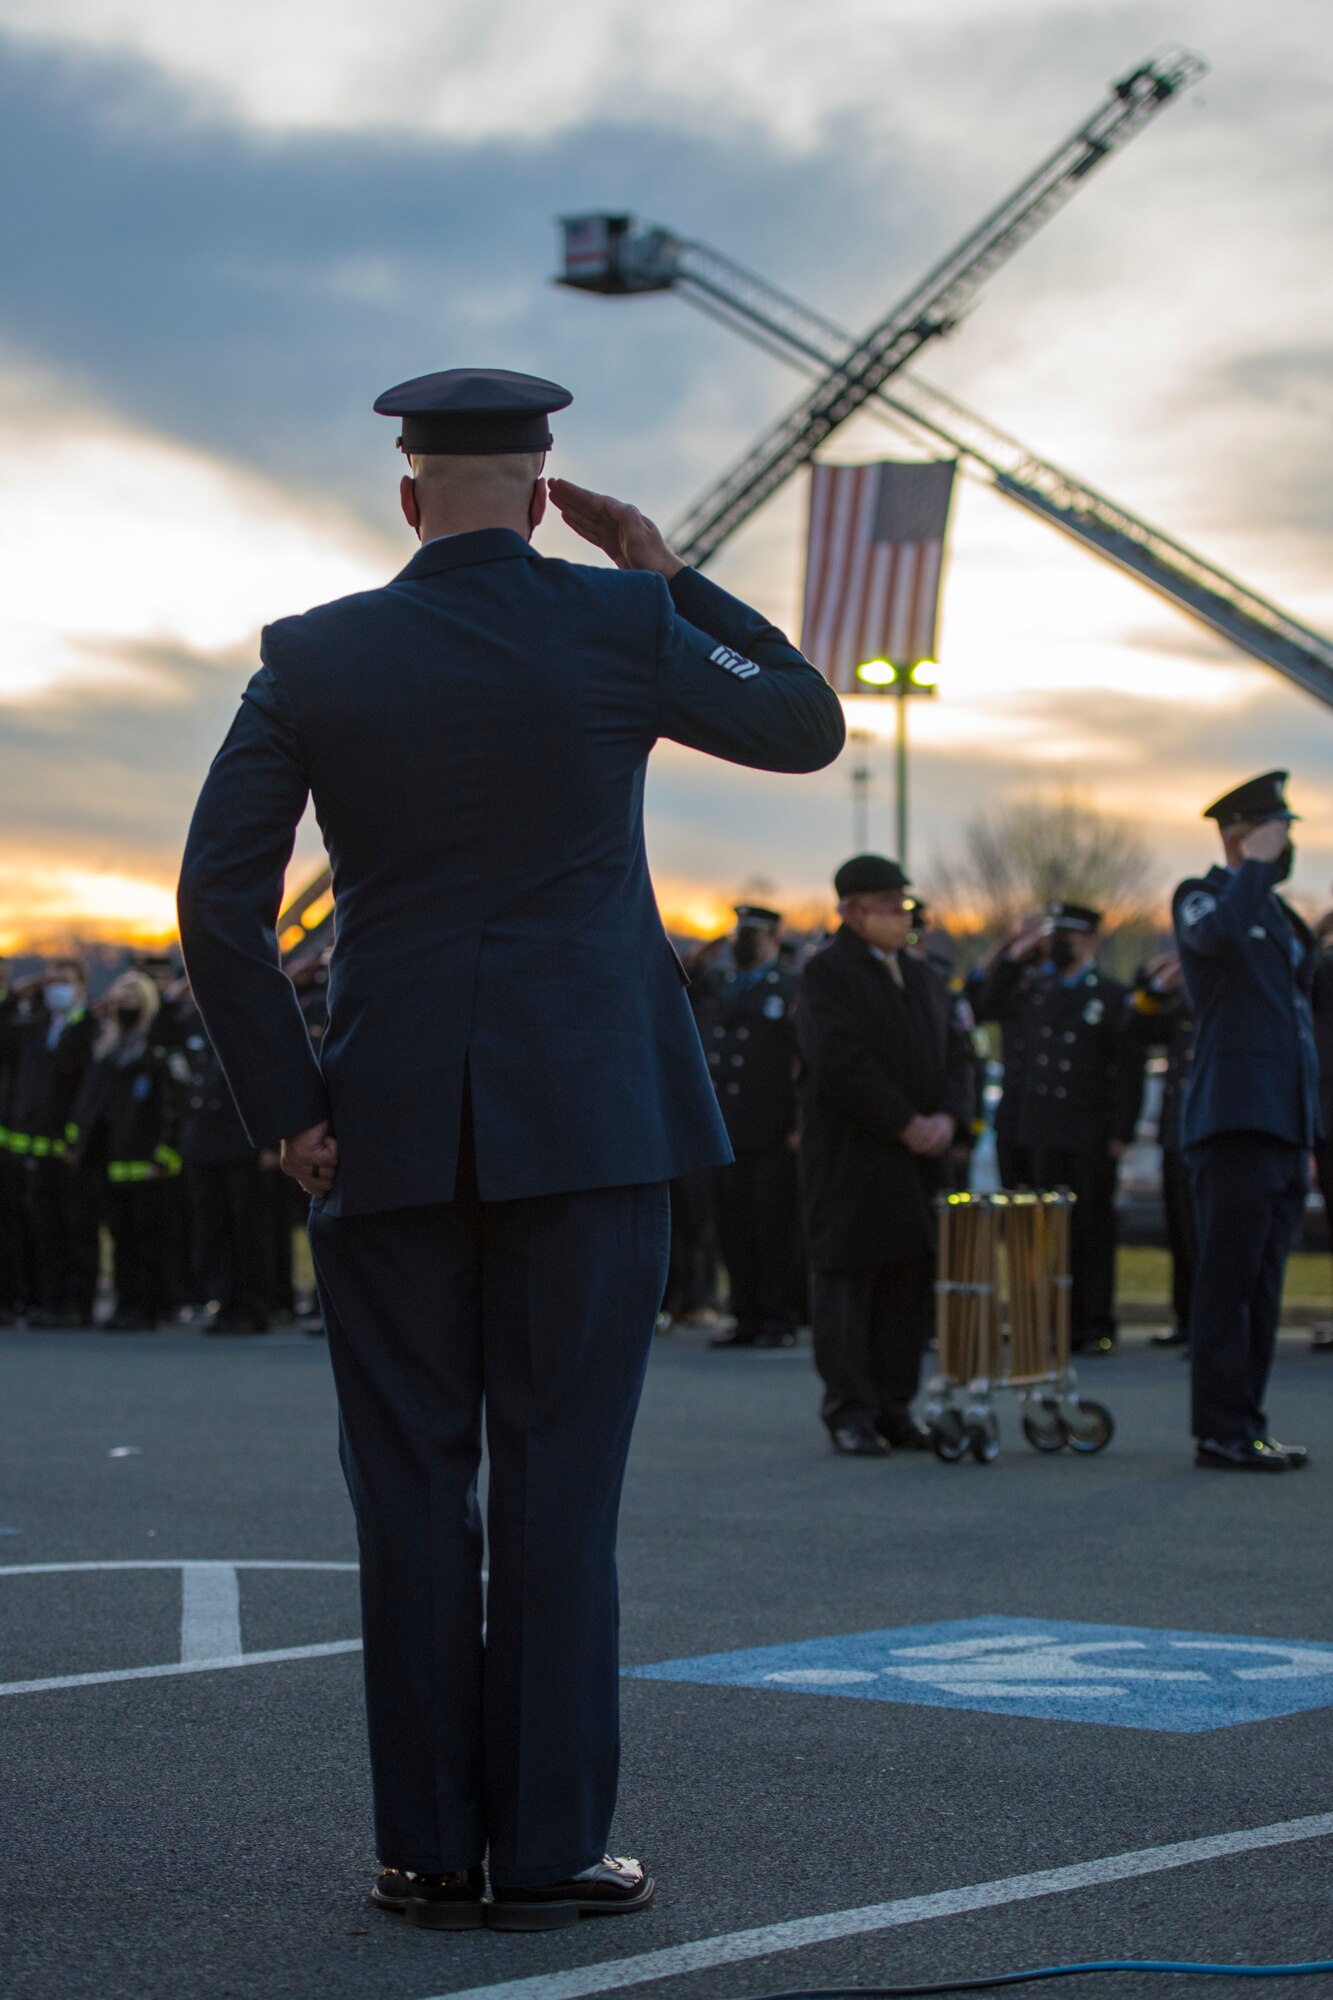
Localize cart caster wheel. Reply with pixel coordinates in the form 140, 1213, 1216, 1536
931, 1410, 969, 1463
1060, 1399, 1114, 1454
968, 1413, 1000, 1464
1022, 1401, 1067, 1454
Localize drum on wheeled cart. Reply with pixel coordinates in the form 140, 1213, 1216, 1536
922, 1190, 1114, 1465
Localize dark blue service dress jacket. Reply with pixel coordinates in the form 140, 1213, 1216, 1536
177, 529, 845, 1216
1171, 857, 1321, 1151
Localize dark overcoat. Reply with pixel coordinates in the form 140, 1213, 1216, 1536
796, 925, 973, 1269
1173, 857, 1321, 1150
177, 531, 844, 1215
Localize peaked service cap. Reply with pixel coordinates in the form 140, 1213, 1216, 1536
734, 904, 782, 930
1203, 770, 1298, 828
373, 367, 573, 456
1047, 900, 1102, 933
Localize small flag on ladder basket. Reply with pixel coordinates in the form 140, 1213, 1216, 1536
801, 458, 957, 694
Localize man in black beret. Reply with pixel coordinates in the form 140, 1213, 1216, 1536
796, 856, 973, 1454
1172, 771, 1315, 1470
178, 366, 844, 1926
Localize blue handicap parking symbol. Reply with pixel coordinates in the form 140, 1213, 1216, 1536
626, 1615, 1333, 1733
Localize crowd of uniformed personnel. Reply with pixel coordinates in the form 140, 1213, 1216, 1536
666, 784, 1333, 1462
0, 948, 329, 1334
4, 770, 1331, 1472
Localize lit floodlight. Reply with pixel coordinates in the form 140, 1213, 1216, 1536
855, 659, 897, 688
910, 660, 939, 689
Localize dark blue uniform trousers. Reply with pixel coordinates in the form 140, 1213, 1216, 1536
1185, 1133, 1306, 1444
308, 1137, 668, 1886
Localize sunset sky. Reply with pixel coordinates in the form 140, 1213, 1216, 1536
0, 0, 1330, 945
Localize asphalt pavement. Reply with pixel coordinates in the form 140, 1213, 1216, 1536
2, 1320, 1332, 2000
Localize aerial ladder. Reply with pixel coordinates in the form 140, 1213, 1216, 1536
556, 214, 1333, 709
558, 48, 1205, 569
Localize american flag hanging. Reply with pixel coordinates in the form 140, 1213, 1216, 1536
800, 459, 957, 694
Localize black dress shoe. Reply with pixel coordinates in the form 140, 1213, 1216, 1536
489, 1855, 653, 1932
830, 1426, 888, 1457
1151, 1326, 1189, 1348
881, 1417, 933, 1451
1311, 1326, 1333, 1353
1195, 1437, 1290, 1472
708, 1324, 757, 1349
1262, 1438, 1309, 1468
370, 1864, 486, 1929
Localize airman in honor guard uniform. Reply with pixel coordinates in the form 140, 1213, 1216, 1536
971, 902, 1145, 1354
1173, 771, 1315, 1471
178, 367, 844, 1926
697, 905, 805, 1348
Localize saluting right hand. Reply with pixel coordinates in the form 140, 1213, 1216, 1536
549, 480, 685, 580
1240, 820, 1290, 864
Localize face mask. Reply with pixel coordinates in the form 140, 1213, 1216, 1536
733, 931, 762, 970
115, 1004, 142, 1030
1050, 933, 1078, 971
44, 982, 77, 1012
1273, 843, 1294, 884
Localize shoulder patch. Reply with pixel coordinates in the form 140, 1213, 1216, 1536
709, 644, 761, 681
1179, 890, 1216, 928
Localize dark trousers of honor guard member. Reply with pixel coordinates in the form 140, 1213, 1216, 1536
697, 905, 806, 1349
970, 903, 1144, 1355
796, 857, 974, 1457
177, 367, 844, 1930
1172, 771, 1315, 1473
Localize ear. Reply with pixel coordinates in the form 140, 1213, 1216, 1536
530, 475, 548, 533
400, 473, 420, 535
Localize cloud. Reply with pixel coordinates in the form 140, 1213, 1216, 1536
0, 5, 1331, 944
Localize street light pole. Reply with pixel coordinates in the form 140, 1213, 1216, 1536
894, 685, 909, 867
848, 729, 872, 850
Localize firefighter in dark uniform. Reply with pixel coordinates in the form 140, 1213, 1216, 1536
971, 902, 1144, 1354
698, 905, 805, 1348
1127, 953, 1196, 1348
966, 911, 1048, 1188
174, 994, 271, 1333
9, 958, 100, 1327
1173, 770, 1314, 1470
69, 970, 182, 1331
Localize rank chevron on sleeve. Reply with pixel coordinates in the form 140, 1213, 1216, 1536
709, 644, 761, 680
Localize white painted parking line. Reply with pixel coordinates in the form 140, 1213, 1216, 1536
430, 1810, 1333, 2000
0, 1639, 362, 1698
180, 1562, 242, 1661
0, 1560, 359, 1576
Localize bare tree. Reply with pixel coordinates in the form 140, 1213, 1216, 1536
931, 795, 1155, 938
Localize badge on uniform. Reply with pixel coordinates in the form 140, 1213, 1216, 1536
1181, 891, 1216, 927
763, 994, 786, 1020
1083, 998, 1104, 1026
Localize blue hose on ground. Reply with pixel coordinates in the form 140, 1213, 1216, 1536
760, 1960, 1333, 1996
